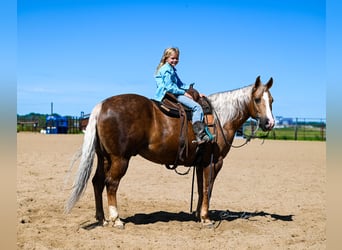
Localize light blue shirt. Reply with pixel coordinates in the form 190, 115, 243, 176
154, 63, 190, 101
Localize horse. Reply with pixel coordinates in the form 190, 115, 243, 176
65, 76, 275, 228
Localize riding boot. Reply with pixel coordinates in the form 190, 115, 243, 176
192, 121, 214, 144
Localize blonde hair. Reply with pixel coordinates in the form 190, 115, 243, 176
155, 47, 180, 74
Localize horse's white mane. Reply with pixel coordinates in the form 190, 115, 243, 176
207, 84, 253, 125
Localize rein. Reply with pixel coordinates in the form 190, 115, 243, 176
241, 119, 270, 145
213, 110, 269, 148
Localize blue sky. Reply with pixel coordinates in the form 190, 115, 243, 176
17, 0, 325, 118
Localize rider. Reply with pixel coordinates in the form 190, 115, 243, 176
154, 47, 214, 144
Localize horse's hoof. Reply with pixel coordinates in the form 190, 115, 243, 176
113, 219, 125, 229
113, 223, 125, 230
102, 220, 109, 227
201, 220, 215, 229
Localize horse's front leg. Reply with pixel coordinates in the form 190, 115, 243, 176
105, 156, 129, 229
199, 166, 213, 226
195, 166, 203, 221
196, 166, 212, 226
196, 159, 224, 227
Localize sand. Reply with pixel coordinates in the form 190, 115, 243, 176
17, 133, 326, 249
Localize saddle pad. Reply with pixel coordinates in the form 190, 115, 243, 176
152, 95, 192, 120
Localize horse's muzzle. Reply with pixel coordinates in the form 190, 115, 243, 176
259, 117, 275, 131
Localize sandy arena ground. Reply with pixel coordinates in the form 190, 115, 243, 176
17, 133, 326, 249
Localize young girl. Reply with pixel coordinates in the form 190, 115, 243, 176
154, 47, 213, 143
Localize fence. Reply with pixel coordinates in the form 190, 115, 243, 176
17, 120, 39, 132
17, 115, 90, 134
17, 115, 326, 141
242, 117, 326, 141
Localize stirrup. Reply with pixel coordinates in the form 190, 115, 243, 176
192, 138, 207, 145
192, 134, 213, 145
204, 127, 215, 141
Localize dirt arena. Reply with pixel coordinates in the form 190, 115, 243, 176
17, 133, 326, 249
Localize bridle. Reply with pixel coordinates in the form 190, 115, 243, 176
213, 110, 269, 149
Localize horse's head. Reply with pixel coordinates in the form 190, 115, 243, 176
250, 76, 275, 131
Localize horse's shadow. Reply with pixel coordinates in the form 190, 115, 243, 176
122, 210, 293, 225
81, 209, 293, 229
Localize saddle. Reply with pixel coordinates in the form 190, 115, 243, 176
152, 86, 215, 169
154, 86, 213, 119
155, 92, 193, 120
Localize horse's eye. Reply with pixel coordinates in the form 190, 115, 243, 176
254, 98, 261, 104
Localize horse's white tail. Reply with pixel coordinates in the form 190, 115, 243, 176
64, 103, 102, 213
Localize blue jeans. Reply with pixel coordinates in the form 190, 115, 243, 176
177, 95, 203, 123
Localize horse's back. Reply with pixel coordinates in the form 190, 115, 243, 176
96, 94, 156, 156
101, 94, 154, 116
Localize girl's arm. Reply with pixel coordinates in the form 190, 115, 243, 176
161, 70, 186, 95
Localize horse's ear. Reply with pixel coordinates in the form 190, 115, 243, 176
266, 77, 273, 89
253, 76, 261, 93
255, 76, 261, 87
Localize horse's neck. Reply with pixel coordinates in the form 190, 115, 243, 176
208, 86, 252, 133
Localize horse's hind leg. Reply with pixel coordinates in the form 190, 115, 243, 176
92, 153, 107, 226
105, 155, 129, 229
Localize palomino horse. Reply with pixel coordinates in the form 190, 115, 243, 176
65, 76, 275, 228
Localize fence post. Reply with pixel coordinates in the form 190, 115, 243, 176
294, 118, 298, 140
320, 119, 325, 141
303, 118, 306, 140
